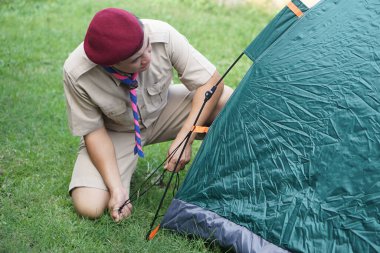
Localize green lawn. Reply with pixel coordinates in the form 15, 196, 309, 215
0, 0, 273, 252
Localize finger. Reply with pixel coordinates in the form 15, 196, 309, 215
179, 163, 186, 171
166, 150, 175, 163
111, 209, 121, 222
125, 203, 133, 216
181, 160, 189, 170
166, 158, 178, 172
172, 163, 182, 172
173, 159, 182, 172
164, 155, 173, 170
120, 203, 133, 219
177, 158, 188, 171
173, 161, 184, 172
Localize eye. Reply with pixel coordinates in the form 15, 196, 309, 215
131, 57, 140, 63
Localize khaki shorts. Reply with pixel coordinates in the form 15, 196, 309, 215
69, 85, 195, 195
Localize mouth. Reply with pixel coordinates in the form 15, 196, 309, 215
140, 63, 150, 71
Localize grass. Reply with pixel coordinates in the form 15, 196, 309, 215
0, 0, 274, 252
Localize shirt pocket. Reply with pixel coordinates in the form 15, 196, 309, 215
101, 102, 134, 130
145, 77, 169, 108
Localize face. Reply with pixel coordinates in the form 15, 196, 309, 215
112, 41, 152, 74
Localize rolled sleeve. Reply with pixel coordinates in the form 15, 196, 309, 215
167, 26, 216, 91
63, 70, 104, 136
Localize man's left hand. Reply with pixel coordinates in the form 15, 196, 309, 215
164, 136, 192, 172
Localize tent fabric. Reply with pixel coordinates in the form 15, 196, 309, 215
164, 199, 289, 253
162, 0, 380, 252
245, 0, 309, 62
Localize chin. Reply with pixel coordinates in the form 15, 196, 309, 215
140, 65, 150, 72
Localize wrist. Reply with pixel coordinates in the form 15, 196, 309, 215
177, 126, 196, 143
108, 184, 124, 195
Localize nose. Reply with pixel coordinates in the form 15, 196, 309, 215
141, 52, 150, 65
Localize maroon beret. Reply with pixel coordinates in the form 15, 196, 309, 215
84, 8, 144, 65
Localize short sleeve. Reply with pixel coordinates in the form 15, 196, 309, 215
63, 70, 104, 136
167, 25, 216, 90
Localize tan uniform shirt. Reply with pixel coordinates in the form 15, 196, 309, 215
63, 19, 216, 136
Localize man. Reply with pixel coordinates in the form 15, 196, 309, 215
63, 8, 233, 222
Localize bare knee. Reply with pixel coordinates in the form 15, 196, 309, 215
71, 187, 109, 219
210, 85, 234, 122
219, 85, 233, 107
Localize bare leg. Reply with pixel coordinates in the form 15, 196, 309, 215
208, 85, 234, 124
71, 187, 109, 219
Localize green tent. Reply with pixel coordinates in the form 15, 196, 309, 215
162, 0, 380, 252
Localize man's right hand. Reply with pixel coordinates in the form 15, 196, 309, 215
84, 128, 132, 222
108, 186, 133, 222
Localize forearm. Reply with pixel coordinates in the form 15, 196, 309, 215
179, 71, 224, 143
164, 71, 224, 171
84, 127, 123, 193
